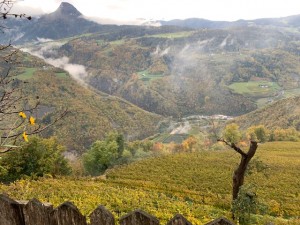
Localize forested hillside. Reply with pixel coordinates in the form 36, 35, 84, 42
232, 96, 300, 130
4, 2, 300, 118
9, 51, 162, 152
46, 26, 300, 117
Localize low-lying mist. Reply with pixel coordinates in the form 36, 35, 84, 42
22, 40, 88, 86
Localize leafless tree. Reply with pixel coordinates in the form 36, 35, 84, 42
0, 0, 31, 20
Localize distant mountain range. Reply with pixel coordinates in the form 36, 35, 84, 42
159, 14, 300, 29
1, 2, 300, 45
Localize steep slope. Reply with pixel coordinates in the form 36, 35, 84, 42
232, 96, 300, 130
22, 2, 102, 40
1, 2, 119, 44
11, 51, 162, 152
54, 26, 300, 117
4, 2, 300, 118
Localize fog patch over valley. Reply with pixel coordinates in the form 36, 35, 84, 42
151, 46, 170, 58
22, 41, 88, 86
37, 37, 55, 43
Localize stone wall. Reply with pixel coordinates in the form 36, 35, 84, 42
0, 194, 236, 225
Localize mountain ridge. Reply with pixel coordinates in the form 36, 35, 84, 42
158, 14, 300, 29
2, 2, 300, 45
44, 2, 83, 20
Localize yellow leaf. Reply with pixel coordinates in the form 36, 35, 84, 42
29, 116, 35, 125
19, 111, 27, 119
22, 132, 29, 142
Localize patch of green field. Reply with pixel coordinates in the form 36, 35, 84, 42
55, 72, 68, 79
151, 133, 189, 144
110, 39, 125, 46
96, 39, 105, 45
228, 81, 281, 97
256, 88, 300, 108
56, 33, 94, 43
138, 70, 164, 83
147, 31, 195, 39
256, 98, 273, 108
150, 133, 170, 142
16, 68, 37, 80
283, 88, 300, 98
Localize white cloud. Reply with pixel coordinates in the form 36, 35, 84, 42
64, 63, 87, 80
22, 43, 88, 86
37, 37, 54, 43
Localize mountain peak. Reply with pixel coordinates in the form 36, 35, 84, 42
52, 2, 82, 18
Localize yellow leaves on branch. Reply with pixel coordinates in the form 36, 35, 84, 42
19, 111, 26, 119
18, 112, 36, 142
22, 132, 28, 142
19, 112, 36, 125
29, 116, 35, 125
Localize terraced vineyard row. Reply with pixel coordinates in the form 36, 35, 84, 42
1, 142, 299, 224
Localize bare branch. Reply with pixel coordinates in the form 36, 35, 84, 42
217, 138, 248, 157
1, 109, 69, 139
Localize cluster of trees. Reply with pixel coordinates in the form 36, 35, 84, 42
223, 123, 300, 143
0, 131, 155, 181
3, 121, 296, 182
0, 131, 208, 181
83, 132, 161, 176
0, 137, 71, 182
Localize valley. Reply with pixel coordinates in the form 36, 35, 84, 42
21, 25, 300, 119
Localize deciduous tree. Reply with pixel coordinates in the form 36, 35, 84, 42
218, 124, 258, 220
0, 136, 71, 182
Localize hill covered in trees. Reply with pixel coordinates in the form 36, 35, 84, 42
232, 96, 300, 131
3, 2, 300, 118
39, 24, 300, 117
9, 50, 162, 152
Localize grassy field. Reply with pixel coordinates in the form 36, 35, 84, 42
228, 81, 281, 97
1, 142, 299, 224
55, 72, 68, 79
16, 67, 37, 80
150, 133, 189, 143
255, 88, 300, 108
138, 70, 164, 83
283, 88, 300, 98
110, 39, 126, 46
146, 31, 195, 39
16, 68, 68, 80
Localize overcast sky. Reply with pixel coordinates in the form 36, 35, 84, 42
11, 0, 300, 24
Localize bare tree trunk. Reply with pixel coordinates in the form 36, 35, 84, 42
218, 139, 258, 220
232, 141, 258, 201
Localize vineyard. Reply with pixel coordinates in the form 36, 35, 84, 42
0, 142, 299, 224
